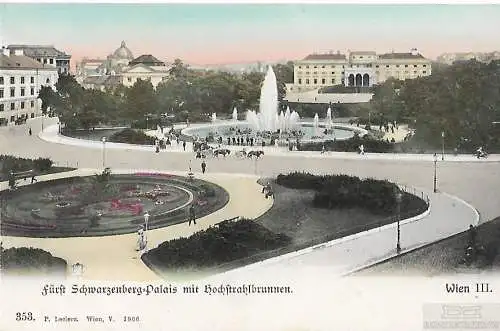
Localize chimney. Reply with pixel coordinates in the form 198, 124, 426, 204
410, 48, 418, 56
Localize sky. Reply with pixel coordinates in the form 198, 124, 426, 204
1, 3, 500, 67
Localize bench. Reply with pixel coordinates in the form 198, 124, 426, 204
11, 169, 36, 180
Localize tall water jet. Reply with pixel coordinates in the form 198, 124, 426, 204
290, 110, 300, 130
326, 107, 333, 130
211, 112, 217, 122
232, 107, 238, 121
258, 66, 279, 131
245, 110, 260, 131
313, 113, 320, 136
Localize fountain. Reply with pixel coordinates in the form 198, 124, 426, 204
211, 113, 217, 122
232, 107, 238, 121
313, 113, 320, 136
325, 107, 333, 130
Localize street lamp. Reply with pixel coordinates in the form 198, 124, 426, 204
433, 153, 438, 193
395, 190, 403, 254
101, 137, 107, 169
143, 212, 150, 232
441, 131, 445, 161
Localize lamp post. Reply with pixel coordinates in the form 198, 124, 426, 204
433, 153, 438, 193
441, 131, 445, 161
395, 190, 403, 254
101, 137, 107, 169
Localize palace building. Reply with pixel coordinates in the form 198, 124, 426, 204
0, 47, 58, 125
291, 48, 432, 92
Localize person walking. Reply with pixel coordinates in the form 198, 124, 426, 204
188, 204, 196, 226
201, 161, 206, 174
182, 141, 186, 151
28, 127, 32, 136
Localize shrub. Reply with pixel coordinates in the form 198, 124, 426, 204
108, 128, 156, 145
277, 172, 402, 215
145, 218, 291, 269
0, 246, 67, 275
33, 158, 53, 172
298, 136, 394, 153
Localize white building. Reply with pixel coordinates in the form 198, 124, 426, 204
7, 44, 71, 75
291, 48, 432, 92
0, 47, 58, 125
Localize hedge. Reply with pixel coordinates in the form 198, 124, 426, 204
108, 128, 156, 145
298, 136, 394, 153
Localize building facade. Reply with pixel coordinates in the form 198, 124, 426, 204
0, 48, 58, 125
292, 48, 432, 92
7, 44, 71, 75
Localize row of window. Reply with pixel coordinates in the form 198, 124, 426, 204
0, 113, 36, 124
0, 87, 37, 99
296, 70, 428, 79
297, 64, 428, 69
0, 76, 51, 85
298, 78, 337, 85
0, 100, 36, 112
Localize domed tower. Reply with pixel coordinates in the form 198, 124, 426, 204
105, 41, 134, 74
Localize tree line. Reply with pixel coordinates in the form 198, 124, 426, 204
38, 59, 294, 131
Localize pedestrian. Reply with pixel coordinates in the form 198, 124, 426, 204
31, 175, 37, 184
188, 204, 196, 226
321, 144, 325, 154
182, 141, 186, 151
359, 144, 365, 155
28, 127, 32, 136
201, 161, 206, 174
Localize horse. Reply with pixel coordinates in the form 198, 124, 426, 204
234, 149, 247, 158
213, 149, 231, 157
247, 150, 265, 159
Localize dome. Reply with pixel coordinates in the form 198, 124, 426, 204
112, 41, 134, 60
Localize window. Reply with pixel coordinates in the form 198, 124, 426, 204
331, 78, 335, 84
21, 77, 25, 84
341, 71, 345, 75
423, 71, 427, 74
313, 66, 317, 68
10, 88, 15, 97
386, 65, 390, 68
306, 65, 309, 68
298, 66, 302, 69
321, 78, 326, 84
127, 77, 132, 82
313, 79, 318, 84
37, 58, 41, 62
423, 64, 427, 67
305, 72, 310, 74
405, 64, 408, 67
49, 59, 54, 64
31, 76, 34, 84
0, 89, 3, 98
21, 101, 25, 109
43, 59, 47, 64
360, 56, 364, 58
31, 113, 34, 118
313, 71, 317, 74
31, 101, 35, 107
414, 65, 417, 68
46, 78, 50, 84
0, 104, 3, 112
306, 79, 310, 84
396, 65, 400, 68
10, 103, 15, 110
375, 65, 379, 68
0, 77, 3, 85
321, 65, 325, 68
331, 72, 335, 74
21, 88, 25, 96
10, 77, 14, 84
10, 116, 14, 122
31, 87, 34, 95
298, 78, 302, 84
331, 65, 336, 68
414, 71, 417, 74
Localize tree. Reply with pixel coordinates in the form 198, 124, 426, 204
38, 86, 57, 115
125, 79, 158, 122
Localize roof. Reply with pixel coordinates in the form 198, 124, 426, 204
0, 54, 54, 69
378, 52, 425, 60
111, 41, 134, 60
129, 54, 165, 66
7, 44, 71, 58
83, 75, 122, 87
302, 53, 346, 61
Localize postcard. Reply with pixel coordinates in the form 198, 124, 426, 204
1, 2, 499, 330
